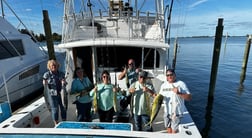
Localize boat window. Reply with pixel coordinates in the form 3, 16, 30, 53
0, 40, 25, 59
96, 46, 160, 70
19, 65, 40, 80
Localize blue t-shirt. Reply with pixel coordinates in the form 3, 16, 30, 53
71, 77, 93, 103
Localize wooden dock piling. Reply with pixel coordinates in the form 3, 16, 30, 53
240, 35, 251, 83
43, 10, 56, 60
208, 18, 224, 99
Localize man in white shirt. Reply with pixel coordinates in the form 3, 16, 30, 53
159, 69, 192, 133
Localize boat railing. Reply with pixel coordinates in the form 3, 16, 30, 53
62, 8, 165, 43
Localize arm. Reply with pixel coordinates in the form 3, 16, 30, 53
118, 67, 127, 80
177, 92, 192, 101
172, 86, 192, 101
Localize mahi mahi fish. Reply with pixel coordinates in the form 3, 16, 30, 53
146, 94, 164, 127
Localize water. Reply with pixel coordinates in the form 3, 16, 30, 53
170, 36, 252, 138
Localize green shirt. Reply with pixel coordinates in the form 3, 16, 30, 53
130, 81, 155, 115
90, 83, 114, 111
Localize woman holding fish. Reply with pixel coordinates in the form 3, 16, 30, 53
70, 67, 94, 122
90, 70, 119, 122
159, 69, 192, 133
43, 59, 67, 126
129, 71, 156, 132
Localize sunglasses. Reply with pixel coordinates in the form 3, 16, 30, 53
128, 63, 134, 66
139, 76, 145, 79
103, 75, 109, 78
166, 74, 174, 77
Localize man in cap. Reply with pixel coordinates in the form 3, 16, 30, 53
129, 71, 156, 131
159, 69, 192, 133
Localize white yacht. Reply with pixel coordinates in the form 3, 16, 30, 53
0, 1, 64, 105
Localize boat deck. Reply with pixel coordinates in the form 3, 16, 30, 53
0, 95, 201, 137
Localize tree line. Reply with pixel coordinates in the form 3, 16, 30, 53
19, 29, 62, 42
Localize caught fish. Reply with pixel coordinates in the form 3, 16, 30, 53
114, 72, 118, 113
43, 85, 52, 112
171, 84, 179, 120
113, 89, 118, 113
145, 94, 163, 127
93, 86, 98, 114
60, 82, 68, 110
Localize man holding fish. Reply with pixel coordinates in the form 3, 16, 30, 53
128, 71, 156, 132
159, 69, 192, 133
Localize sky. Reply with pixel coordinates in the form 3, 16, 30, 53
2, 0, 252, 37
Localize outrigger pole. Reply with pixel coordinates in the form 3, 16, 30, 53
165, 0, 174, 69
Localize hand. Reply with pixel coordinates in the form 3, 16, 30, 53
129, 87, 135, 93
135, 68, 141, 73
113, 87, 118, 92
94, 86, 98, 92
142, 86, 148, 92
123, 67, 127, 74
172, 87, 179, 94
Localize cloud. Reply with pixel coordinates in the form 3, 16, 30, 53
188, 0, 208, 9
25, 8, 32, 12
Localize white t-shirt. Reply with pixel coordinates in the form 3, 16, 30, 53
159, 80, 190, 115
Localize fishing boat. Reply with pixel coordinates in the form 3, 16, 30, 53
0, 0, 201, 137
0, 1, 65, 107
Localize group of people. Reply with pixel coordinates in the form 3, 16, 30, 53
42, 58, 192, 134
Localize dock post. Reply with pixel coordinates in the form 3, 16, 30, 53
240, 35, 251, 84
208, 18, 224, 99
43, 10, 56, 60
202, 18, 224, 137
